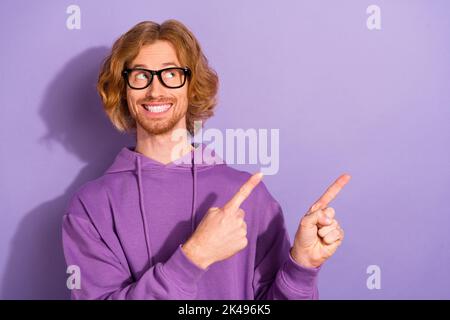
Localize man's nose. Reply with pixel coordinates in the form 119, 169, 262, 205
146, 75, 166, 97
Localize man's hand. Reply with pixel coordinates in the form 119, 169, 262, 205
182, 172, 263, 269
291, 174, 351, 268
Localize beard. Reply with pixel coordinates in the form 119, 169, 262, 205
132, 100, 187, 136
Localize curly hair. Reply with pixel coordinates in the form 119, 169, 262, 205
97, 19, 219, 135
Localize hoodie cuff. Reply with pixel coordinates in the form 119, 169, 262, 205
162, 244, 208, 291
281, 251, 321, 291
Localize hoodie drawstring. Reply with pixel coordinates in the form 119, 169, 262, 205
136, 143, 197, 266
191, 143, 197, 233
136, 156, 154, 266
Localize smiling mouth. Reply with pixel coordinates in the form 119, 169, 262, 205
141, 103, 173, 114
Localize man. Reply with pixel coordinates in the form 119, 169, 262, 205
62, 19, 351, 299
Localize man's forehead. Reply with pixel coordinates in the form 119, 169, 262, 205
131, 41, 180, 68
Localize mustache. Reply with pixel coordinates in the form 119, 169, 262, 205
140, 97, 175, 104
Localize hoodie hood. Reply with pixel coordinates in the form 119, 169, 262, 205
103, 142, 224, 266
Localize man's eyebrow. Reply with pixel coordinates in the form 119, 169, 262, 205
130, 62, 179, 69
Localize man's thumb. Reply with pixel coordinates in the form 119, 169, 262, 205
300, 209, 322, 228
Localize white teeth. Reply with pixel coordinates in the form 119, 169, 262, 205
143, 104, 171, 113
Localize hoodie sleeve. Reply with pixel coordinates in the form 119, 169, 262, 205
252, 186, 321, 300
62, 195, 208, 300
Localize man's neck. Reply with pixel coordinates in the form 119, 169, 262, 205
135, 127, 193, 165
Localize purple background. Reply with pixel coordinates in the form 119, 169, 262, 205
1, 0, 449, 299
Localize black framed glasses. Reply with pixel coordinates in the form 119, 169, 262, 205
122, 67, 191, 89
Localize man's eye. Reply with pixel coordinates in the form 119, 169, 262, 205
136, 73, 148, 80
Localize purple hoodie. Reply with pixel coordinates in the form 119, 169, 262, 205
62, 143, 320, 299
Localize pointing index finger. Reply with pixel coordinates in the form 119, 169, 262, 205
223, 172, 264, 213
309, 173, 351, 212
